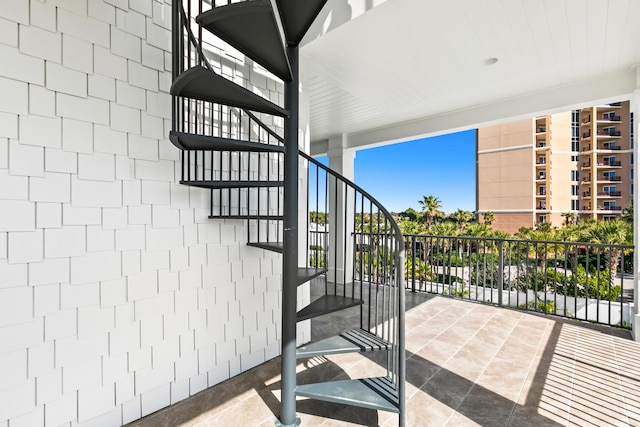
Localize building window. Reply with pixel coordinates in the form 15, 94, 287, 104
539, 186, 546, 195
538, 215, 547, 224
571, 185, 579, 196
571, 140, 580, 151
631, 153, 634, 165
603, 201, 617, 209
571, 155, 579, 161
572, 110, 580, 151
631, 169, 634, 180
631, 183, 634, 195
538, 156, 546, 164
571, 171, 579, 182
571, 200, 580, 210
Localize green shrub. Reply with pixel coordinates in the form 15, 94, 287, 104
519, 297, 555, 314
557, 265, 620, 301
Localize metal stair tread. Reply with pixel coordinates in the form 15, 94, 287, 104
196, 1, 291, 81
275, 0, 329, 45
170, 65, 288, 117
170, 131, 285, 153
297, 294, 363, 322
295, 376, 399, 413
296, 267, 326, 285
247, 241, 283, 253
179, 180, 284, 189
209, 214, 284, 220
296, 328, 390, 359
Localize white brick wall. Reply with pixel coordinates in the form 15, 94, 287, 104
0, 1, 291, 426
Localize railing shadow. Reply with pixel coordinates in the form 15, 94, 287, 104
127, 289, 640, 426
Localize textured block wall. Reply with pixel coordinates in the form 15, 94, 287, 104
0, 1, 292, 425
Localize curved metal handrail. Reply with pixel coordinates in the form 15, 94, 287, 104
299, 151, 403, 245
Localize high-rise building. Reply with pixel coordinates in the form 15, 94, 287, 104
477, 101, 633, 234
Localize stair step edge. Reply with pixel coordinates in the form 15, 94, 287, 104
170, 131, 284, 153
247, 242, 283, 253
296, 294, 363, 322
296, 328, 390, 358
171, 66, 289, 117
295, 377, 399, 413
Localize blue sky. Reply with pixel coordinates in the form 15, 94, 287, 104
352, 129, 477, 214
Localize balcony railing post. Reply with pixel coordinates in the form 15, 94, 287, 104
498, 240, 504, 307
411, 236, 416, 293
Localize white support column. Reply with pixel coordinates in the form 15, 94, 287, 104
632, 68, 640, 341
327, 134, 356, 284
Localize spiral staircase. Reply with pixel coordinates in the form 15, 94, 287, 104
170, 1, 405, 425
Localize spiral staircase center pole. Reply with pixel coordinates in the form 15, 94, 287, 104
279, 44, 300, 427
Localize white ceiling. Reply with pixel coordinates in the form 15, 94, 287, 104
300, 0, 640, 155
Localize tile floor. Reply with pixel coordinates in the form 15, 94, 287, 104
128, 291, 640, 426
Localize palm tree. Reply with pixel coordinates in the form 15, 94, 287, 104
451, 208, 473, 232
431, 220, 458, 237
418, 195, 442, 230
398, 218, 426, 235
464, 222, 492, 237
482, 211, 495, 226
586, 219, 629, 279
622, 202, 633, 225
515, 226, 556, 266
561, 212, 577, 227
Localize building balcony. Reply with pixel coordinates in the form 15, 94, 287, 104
536, 127, 547, 133
597, 160, 622, 167
582, 191, 591, 197
581, 115, 591, 125
597, 130, 622, 137
596, 144, 622, 151
581, 144, 591, 152
581, 162, 591, 168
598, 191, 622, 197
536, 191, 547, 197
598, 205, 623, 211
537, 203, 547, 209
598, 115, 622, 122
599, 176, 622, 182
535, 160, 547, 166
536, 174, 546, 181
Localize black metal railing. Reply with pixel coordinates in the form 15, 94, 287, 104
598, 144, 622, 150
600, 160, 622, 167
403, 234, 633, 329
598, 205, 623, 211
598, 130, 622, 137
598, 191, 622, 197
302, 152, 405, 390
